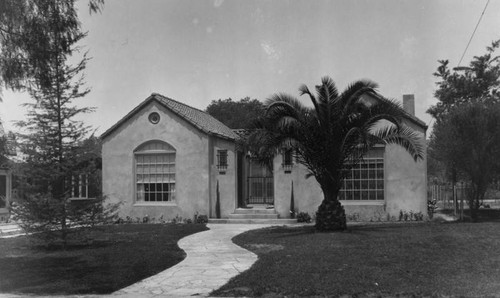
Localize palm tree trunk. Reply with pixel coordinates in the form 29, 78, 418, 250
315, 183, 347, 231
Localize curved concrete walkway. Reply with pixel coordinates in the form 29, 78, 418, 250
113, 223, 273, 297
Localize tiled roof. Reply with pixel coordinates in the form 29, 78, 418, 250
100, 93, 238, 141
152, 93, 237, 140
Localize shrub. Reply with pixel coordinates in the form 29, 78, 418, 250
428, 199, 437, 219
195, 214, 209, 224
399, 210, 425, 221
413, 211, 424, 221
372, 211, 384, 222
347, 213, 360, 221
297, 212, 312, 223
171, 214, 183, 224
158, 214, 166, 224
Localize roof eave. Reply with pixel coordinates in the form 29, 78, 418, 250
100, 95, 156, 140
100, 94, 238, 141
366, 92, 428, 131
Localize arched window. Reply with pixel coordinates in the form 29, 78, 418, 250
134, 141, 176, 202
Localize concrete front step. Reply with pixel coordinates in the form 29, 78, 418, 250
228, 213, 279, 219
233, 208, 277, 215
208, 218, 297, 224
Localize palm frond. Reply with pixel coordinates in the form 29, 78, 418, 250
266, 93, 310, 118
340, 126, 372, 167
336, 80, 377, 116
369, 96, 406, 117
344, 94, 406, 134
310, 77, 339, 131
315, 76, 339, 105
371, 125, 425, 161
355, 114, 402, 135
274, 115, 302, 130
339, 80, 378, 103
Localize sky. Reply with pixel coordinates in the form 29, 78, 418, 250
1, 0, 500, 136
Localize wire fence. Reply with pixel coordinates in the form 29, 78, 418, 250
428, 180, 500, 212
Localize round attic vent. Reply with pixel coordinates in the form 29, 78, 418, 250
148, 112, 160, 124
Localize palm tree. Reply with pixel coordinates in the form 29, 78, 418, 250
250, 76, 425, 231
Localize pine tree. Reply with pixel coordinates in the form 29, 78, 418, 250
0, 1, 117, 247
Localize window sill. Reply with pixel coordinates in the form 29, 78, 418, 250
340, 201, 385, 206
134, 202, 177, 207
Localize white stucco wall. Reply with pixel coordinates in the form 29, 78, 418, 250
102, 101, 212, 221
209, 137, 238, 218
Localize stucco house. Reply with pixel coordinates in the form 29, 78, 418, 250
0, 122, 14, 222
101, 93, 427, 222
0, 159, 12, 223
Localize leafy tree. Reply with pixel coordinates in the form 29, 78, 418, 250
428, 40, 500, 219
250, 77, 424, 231
0, 0, 117, 247
430, 102, 500, 220
0, 0, 104, 96
206, 97, 265, 129
428, 40, 500, 121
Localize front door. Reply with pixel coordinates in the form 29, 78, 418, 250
246, 159, 274, 205
247, 176, 274, 204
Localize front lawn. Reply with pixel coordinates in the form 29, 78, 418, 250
213, 222, 500, 297
0, 223, 208, 295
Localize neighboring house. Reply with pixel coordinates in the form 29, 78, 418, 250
0, 157, 12, 222
101, 93, 427, 221
0, 123, 15, 222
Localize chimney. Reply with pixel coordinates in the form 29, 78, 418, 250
403, 94, 415, 116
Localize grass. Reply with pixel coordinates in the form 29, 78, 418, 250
0, 223, 208, 295
212, 221, 500, 297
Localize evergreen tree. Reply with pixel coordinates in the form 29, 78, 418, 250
0, 0, 117, 247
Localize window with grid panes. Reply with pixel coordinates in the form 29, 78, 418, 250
135, 141, 176, 202
339, 147, 384, 201
217, 150, 228, 172
69, 174, 99, 199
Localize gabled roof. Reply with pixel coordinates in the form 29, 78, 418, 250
100, 93, 238, 141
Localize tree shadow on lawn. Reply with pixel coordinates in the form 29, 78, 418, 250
0, 223, 208, 295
